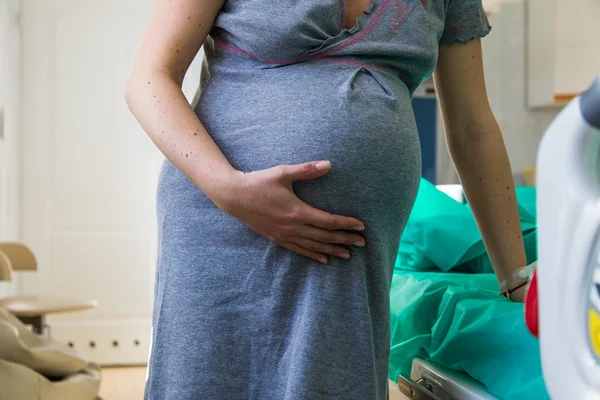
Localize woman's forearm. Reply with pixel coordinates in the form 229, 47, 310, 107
447, 125, 527, 285
125, 70, 236, 203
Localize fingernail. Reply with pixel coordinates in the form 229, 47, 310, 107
318, 256, 328, 264
315, 161, 331, 171
340, 252, 351, 259
354, 225, 365, 231
355, 240, 365, 247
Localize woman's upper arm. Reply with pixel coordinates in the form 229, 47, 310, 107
433, 39, 496, 144
130, 0, 225, 84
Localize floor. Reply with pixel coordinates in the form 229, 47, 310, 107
99, 367, 147, 400
99, 368, 409, 400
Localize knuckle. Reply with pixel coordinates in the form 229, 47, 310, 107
300, 163, 313, 178
279, 224, 295, 235
331, 246, 344, 255
281, 241, 298, 252
297, 249, 311, 258
320, 234, 335, 244
325, 217, 338, 230
306, 242, 320, 252
344, 235, 357, 244
286, 207, 302, 221
274, 165, 288, 178
326, 234, 342, 244
270, 232, 283, 242
332, 234, 347, 244
324, 246, 337, 256
345, 216, 357, 229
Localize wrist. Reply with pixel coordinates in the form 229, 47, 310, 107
499, 261, 537, 300
203, 168, 244, 212
507, 285, 527, 302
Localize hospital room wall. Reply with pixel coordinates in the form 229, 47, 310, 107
430, 0, 562, 185
481, 0, 561, 184
0, 0, 21, 298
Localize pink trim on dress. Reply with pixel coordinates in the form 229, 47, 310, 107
213, 41, 305, 65
212, 0, 390, 65
214, 42, 261, 60
318, 57, 394, 72
214, 41, 392, 72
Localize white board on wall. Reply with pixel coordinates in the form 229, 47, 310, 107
527, 0, 600, 107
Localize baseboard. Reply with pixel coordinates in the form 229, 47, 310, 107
48, 319, 151, 366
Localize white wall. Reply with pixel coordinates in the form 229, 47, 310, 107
482, 0, 562, 182
554, 0, 600, 95
0, 0, 21, 297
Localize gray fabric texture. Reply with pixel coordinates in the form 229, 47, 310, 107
145, 1, 490, 399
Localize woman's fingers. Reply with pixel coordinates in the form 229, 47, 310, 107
294, 224, 366, 247
280, 241, 328, 264
224, 162, 366, 265
299, 202, 365, 232
292, 237, 352, 260
277, 161, 332, 182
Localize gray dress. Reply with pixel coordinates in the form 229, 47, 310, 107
145, 1, 490, 399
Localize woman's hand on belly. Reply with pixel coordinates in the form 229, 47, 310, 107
213, 160, 367, 264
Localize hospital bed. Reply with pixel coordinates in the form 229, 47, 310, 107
394, 359, 499, 400
389, 76, 600, 400
387, 269, 543, 400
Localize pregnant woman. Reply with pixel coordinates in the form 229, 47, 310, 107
126, 0, 528, 399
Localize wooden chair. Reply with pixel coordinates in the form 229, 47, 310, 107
0, 242, 98, 335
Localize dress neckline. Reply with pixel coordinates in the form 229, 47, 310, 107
339, 0, 379, 35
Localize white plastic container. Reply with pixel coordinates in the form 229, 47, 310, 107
536, 77, 600, 400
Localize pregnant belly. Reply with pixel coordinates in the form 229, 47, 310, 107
194, 60, 422, 221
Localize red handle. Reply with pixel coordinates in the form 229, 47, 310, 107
525, 268, 539, 337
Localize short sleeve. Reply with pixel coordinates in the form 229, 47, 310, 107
439, 0, 491, 44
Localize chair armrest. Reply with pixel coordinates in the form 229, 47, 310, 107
0, 252, 12, 282
0, 242, 37, 271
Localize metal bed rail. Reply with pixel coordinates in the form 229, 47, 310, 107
395, 359, 500, 400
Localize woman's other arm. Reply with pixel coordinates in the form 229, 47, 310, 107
433, 39, 528, 301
